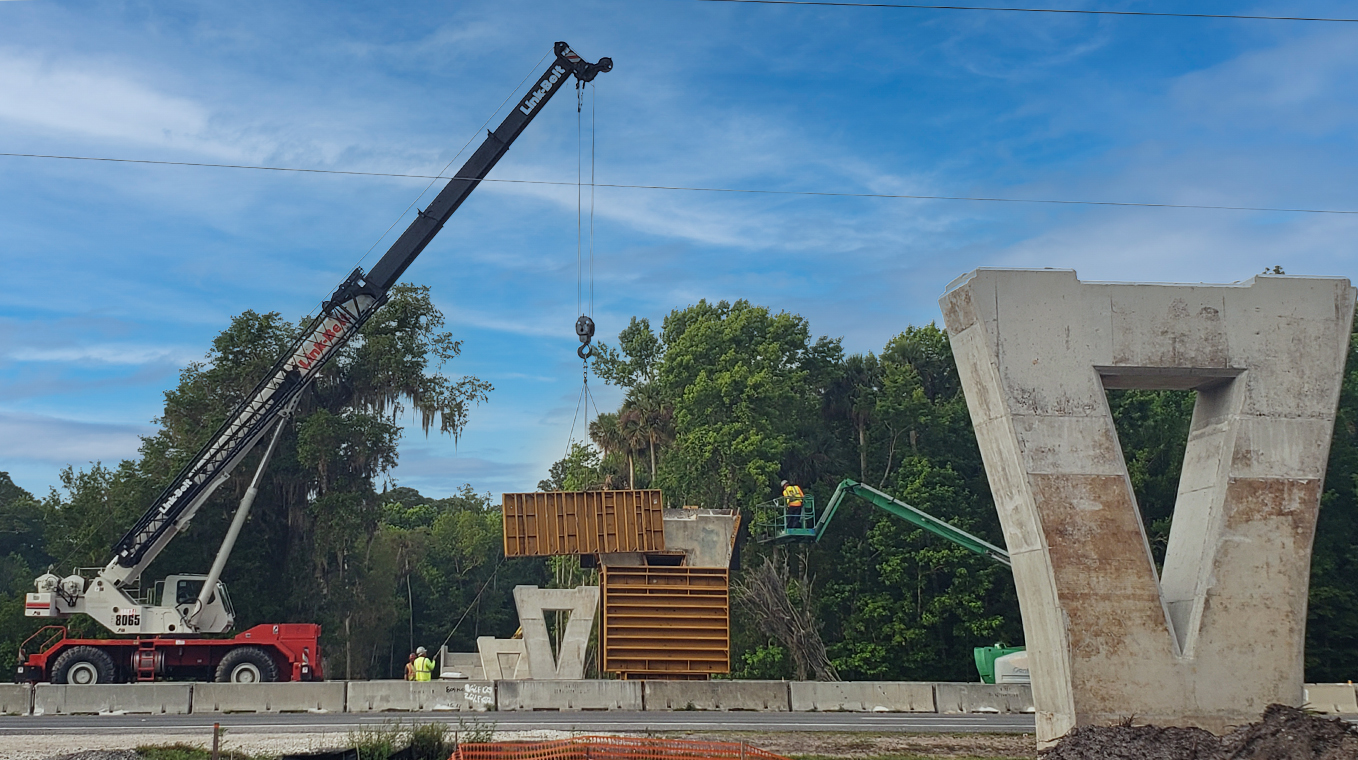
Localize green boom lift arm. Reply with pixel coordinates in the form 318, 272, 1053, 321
756, 478, 1011, 567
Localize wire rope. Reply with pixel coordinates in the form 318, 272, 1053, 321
5, 152, 1353, 216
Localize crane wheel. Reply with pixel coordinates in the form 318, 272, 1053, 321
52, 646, 118, 685
215, 646, 279, 683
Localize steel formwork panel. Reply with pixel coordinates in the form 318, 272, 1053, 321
502, 490, 665, 557
601, 566, 729, 679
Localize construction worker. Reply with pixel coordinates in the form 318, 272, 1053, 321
413, 646, 436, 681
781, 479, 805, 529
404, 652, 416, 681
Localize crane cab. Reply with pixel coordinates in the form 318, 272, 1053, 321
157, 574, 235, 632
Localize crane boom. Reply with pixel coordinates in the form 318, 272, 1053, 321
107, 43, 611, 590
28, 42, 611, 643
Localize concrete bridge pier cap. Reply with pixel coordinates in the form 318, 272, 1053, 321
939, 269, 1356, 745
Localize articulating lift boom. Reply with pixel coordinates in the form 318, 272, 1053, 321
21, 42, 611, 685
754, 478, 1025, 684
756, 478, 1010, 567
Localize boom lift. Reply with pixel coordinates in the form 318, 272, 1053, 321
19, 42, 612, 685
754, 478, 1010, 566
753, 479, 1028, 684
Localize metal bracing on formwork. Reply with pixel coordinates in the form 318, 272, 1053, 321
601, 566, 730, 679
501, 490, 665, 557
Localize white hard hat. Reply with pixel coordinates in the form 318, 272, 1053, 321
416, 646, 427, 655
780, 480, 789, 487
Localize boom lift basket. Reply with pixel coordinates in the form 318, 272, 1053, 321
751, 495, 818, 544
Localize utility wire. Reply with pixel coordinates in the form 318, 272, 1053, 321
3, 151, 1356, 216
693, 0, 1358, 23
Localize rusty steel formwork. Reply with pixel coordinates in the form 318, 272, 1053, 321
601, 565, 730, 679
502, 490, 666, 557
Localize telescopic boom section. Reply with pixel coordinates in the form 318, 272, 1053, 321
105, 42, 612, 589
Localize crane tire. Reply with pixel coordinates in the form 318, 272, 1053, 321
52, 646, 118, 685
215, 646, 279, 683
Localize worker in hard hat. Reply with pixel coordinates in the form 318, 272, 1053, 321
413, 646, 436, 681
781, 479, 805, 530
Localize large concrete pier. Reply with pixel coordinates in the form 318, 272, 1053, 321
941, 269, 1355, 744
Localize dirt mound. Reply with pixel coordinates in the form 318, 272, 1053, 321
1040, 704, 1358, 760
1040, 724, 1221, 760
1222, 704, 1358, 760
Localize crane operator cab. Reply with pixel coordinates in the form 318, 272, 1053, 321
162, 574, 235, 632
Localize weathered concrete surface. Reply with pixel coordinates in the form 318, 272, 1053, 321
0, 684, 31, 715
192, 682, 345, 713
934, 683, 1034, 714
513, 585, 600, 679
476, 637, 528, 680
941, 269, 1356, 743
439, 648, 484, 680
34, 683, 192, 715
644, 680, 790, 711
496, 679, 643, 711
1304, 684, 1358, 715
346, 680, 494, 712
790, 682, 935, 712
661, 509, 740, 567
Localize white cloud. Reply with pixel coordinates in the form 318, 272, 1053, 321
9, 343, 197, 365
0, 411, 150, 465
0, 49, 213, 148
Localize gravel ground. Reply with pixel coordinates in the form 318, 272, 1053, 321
2, 728, 1041, 760
4, 729, 578, 760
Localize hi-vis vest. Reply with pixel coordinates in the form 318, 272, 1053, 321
783, 484, 804, 507
413, 655, 435, 681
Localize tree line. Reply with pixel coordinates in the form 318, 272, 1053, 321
2, 290, 1356, 682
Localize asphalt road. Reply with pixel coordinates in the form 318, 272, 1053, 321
0, 710, 1036, 735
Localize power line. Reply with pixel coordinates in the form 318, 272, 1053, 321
693, 0, 1358, 23
2, 151, 1355, 216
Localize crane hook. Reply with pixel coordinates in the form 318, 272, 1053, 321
575, 315, 595, 361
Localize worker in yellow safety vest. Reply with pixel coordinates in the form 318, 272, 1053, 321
413, 646, 436, 681
781, 479, 805, 529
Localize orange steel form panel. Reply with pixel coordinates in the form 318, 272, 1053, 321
454, 736, 791, 760
601, 566, 729, 679
502, 490, 665, 557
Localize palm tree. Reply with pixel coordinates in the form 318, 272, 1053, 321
588, 413, 627, 489
624, 385, 675, 482
617, 408, 647, 488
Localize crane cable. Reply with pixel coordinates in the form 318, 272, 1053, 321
574, 82, 597, 363
565, 82, 601, 460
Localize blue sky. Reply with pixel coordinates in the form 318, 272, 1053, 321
2, 0, 1356, 501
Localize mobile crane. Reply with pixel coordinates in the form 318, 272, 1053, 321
19, 42, 612, 685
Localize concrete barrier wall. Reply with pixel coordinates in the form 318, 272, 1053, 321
791, 681, 936, 712
33, 684, 192, 715
347, 680, 494, 712
0, 684, 31, 715
19, 680, 1350, 716
497, 680, 643, 711
934, 683, 1033, 714
1304, 684, 1358, 714
192, 682, 345, 713
645, 681, 790, 711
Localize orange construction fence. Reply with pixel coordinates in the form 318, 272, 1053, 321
452, 736, 791, 760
